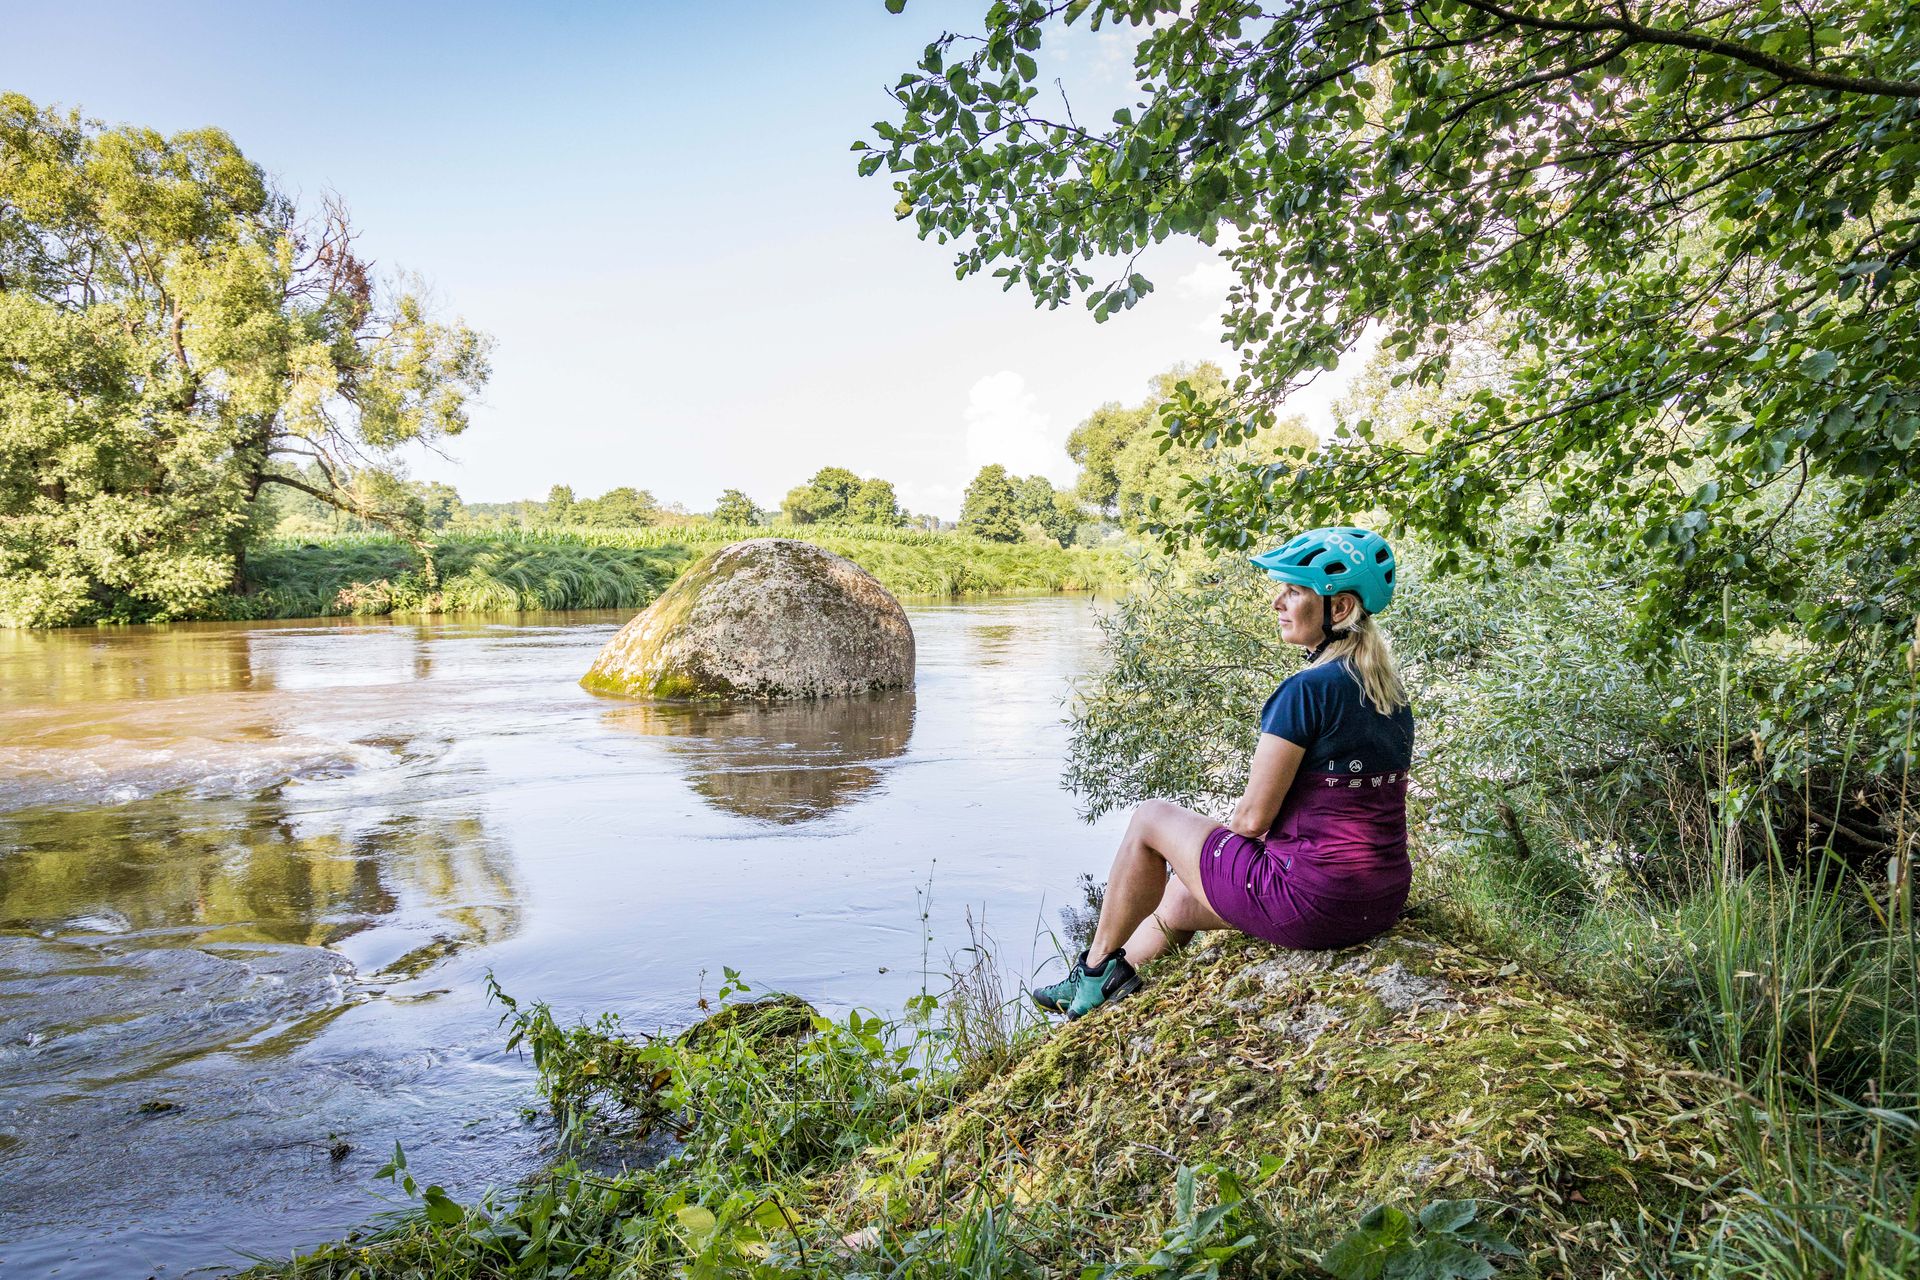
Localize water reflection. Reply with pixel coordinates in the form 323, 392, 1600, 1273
969, 622, 1018, 666
0, 793, 519, 957
603, 692, 916, 824
0, 622, 272, 705
0, 790, 522, 1093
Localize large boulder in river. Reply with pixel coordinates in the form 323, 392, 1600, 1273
581, 539, 915, 700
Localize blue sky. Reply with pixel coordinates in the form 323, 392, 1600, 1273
2, 0, 1360, 518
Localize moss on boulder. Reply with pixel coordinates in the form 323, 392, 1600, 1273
811, 924, 1726, 1276
581, 538, 915, 700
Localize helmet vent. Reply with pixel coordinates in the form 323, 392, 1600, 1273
1384, 568, 1395, 582
1325, 562, 1346, 575
1296, 549, 1323, 566
1375, 548, 1390, 563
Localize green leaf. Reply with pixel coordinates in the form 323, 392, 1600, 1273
1322, 1205, 1414, 1280
422, 1186, 464, 1226
373, 1140, 406, 1181
1412, 1236, 1496, 1279
675, 1204, 719, 1245
1417, 1199, 1478, 1234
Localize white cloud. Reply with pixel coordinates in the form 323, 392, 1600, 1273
1175, 255, 1235, 300
963, 371, 1073, 484
1091, 27, 1137, 75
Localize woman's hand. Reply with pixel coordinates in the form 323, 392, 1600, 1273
1228, 733, 1305, 838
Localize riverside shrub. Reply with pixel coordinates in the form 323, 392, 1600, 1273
0, 94, 490, 626
1063, 546, 1920, 1280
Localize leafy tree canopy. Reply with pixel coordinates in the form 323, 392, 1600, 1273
782, 466, 908, 525
961, 463, 1026, 541
849, 476, 908, 525
576, 486, 660, 527
782, 466, 865, 524
547, 484, 576, 523
1009, 471, 1082, 545
712, 488, 766, 524
1068, 362, 1313, 531
865, 1, 1920, 655
416, 481, 462, 531
0, 94, 491, 625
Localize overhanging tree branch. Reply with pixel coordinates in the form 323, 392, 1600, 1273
1452, 0, 1920, 98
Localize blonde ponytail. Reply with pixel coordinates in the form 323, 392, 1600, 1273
1314, 600, 1407, 714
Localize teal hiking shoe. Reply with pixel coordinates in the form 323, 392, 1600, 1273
1065, 950, 1142, 1020
1031, 951, 1089, 1014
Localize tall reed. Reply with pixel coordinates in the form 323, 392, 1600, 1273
1671, 628, 1920, 1279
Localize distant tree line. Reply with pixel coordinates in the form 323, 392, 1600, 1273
260, 363, 1289, 553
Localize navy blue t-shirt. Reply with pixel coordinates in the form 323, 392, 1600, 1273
1260, 658, 1414, 776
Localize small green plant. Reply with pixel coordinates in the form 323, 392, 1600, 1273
1319, 1200, 1520, 1280
942, 905, 1046, 1083
879, 1181, 1051, 1279
371, 1142, 468, 1229
1088, 1164, 1260, 1280
487, 973, 667, 1140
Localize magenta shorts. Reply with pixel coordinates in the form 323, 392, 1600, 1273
1198, 809, 1413, 951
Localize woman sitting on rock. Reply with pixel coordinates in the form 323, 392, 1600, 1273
1034, 526, 1414, 1020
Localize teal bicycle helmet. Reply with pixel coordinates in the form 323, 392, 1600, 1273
1250, 527, 1397, 614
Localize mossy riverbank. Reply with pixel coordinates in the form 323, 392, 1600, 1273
814, 927, 1722, 1275
221, 528, 1134, 621
245, 914, 1731, 1278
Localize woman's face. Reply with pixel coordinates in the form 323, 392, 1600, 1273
1272, 583, 1324, 647
1273, 584, 1349, 647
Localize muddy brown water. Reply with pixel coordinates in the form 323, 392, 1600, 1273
0, 599, 1127, 1278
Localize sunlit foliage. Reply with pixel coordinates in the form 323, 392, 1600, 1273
0, 94, 490, 625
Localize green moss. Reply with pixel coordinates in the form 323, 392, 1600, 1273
810, 928, 1727, 1275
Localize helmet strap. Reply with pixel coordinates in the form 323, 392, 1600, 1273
1320, 591, 1341, 648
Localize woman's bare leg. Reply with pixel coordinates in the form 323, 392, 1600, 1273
1087, 799, 1225, 968
1119, 875, 1232, 966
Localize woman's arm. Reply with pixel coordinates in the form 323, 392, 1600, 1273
1228, 733, 1305, 837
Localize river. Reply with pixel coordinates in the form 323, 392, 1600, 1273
0, 597, 1127, 1278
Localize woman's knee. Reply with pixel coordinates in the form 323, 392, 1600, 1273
1156, 877, 1206, 932
1128, 797, 1180, 836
